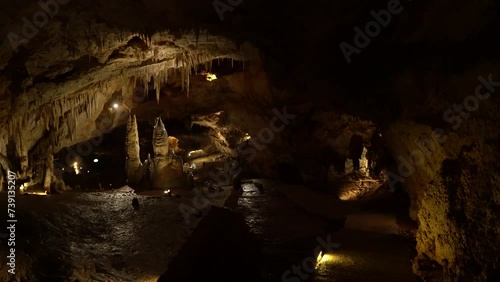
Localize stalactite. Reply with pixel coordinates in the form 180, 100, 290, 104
45, 110, 49, 131
143, 74, 149, 95
154, 73, 161, 104
67, 115, 73, 142
181, 66, 185, 91
94, 91, 98, 113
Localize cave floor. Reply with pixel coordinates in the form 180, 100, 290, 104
0, 179, 417, 282
0, 187, 232, 282
159, 180, 418, 282
237, 180, 418, 282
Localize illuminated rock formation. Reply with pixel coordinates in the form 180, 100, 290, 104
125, 114, 145, 185
150, 117, 170, 188
150, 117, 186, 189
43, 154, 54, 193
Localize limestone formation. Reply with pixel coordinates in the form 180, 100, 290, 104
125, 114, 145, 184
43, 154, 54, 193
151, 117, 170, 188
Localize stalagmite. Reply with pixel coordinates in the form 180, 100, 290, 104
149, 117, 189, 189
125, 114, 145, 184
151, 117, 169, 188
153, 117, 169, 160
43, 154, 54, 193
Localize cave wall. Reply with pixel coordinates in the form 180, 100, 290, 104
385, 62, 500, 280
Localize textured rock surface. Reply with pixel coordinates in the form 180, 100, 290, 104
385, 66, 500, 280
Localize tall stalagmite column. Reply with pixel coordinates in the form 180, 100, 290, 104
16, 132, 29, 176
125, 114, 144, 184
151, 117, 170, 188
43, 154, 54, 193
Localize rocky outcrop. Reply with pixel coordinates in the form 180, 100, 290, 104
384, 64, 500, 281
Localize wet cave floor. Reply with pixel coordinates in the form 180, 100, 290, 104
0, 180, 418, 282
160, 181, 418, 282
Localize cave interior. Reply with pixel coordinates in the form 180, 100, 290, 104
0, 0, 499, 281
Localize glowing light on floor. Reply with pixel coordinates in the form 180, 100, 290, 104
73, 162, 80, 175
317, 251, 324, 263
316, 253, 337, 269
93, 159, 99, 163
320, 254, 336, 263
138, 275, 160, 282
